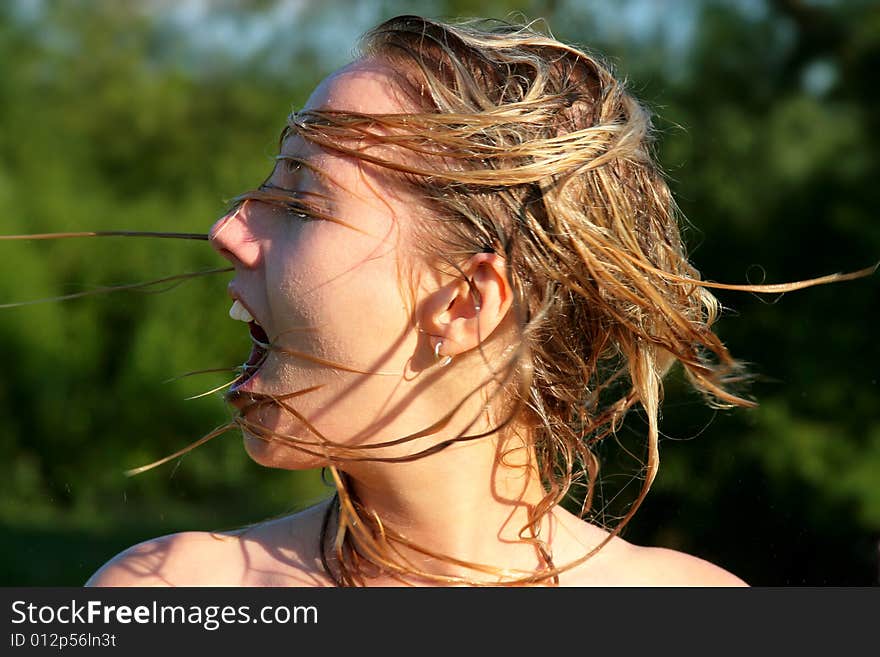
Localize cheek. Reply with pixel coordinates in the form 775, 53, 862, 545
274, 226, 410, 360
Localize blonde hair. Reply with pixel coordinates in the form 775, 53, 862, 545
230, 15, 869, 585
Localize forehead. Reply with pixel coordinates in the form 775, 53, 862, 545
304, 58, 413, 115
279, 58, 412, 164
275, 59, 415, 194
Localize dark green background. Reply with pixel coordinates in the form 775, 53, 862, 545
1, 0, 877, 586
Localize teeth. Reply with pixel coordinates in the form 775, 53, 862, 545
229, 300, 254, 323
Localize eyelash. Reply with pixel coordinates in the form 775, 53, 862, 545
256, 184, 315, 222
285, 205, 313, 222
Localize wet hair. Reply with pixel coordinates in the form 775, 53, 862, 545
209, 15, 869, 585
272, 15, 746, 585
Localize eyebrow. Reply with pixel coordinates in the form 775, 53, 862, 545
259, 159, 337, 214
258, 181, 298, 194
273, 153, 333, 188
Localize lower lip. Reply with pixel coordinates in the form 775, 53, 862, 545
227, 343, 268, 402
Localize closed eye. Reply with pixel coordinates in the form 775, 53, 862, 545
285, 206, 313, 221
260, 181, 298, 195
256, 183, 316, 221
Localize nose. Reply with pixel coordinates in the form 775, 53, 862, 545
209, 202, 263, 268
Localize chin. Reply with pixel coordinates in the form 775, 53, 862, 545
241, 429, 328, 470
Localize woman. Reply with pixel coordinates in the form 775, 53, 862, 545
85, 15, 848, 587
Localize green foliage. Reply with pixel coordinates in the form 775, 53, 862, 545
563, 0, 880, 585
1, 0, 877, 585
0, 1, 330, 585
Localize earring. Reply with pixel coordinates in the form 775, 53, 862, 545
434, 341, 453, 367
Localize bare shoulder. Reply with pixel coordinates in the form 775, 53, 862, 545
85, 530, 243, 587
552, 508, 748, 587
86, 498, 334, 587
622, 544, 749, 587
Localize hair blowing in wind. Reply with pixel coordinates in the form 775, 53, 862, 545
218, 15, 868, 585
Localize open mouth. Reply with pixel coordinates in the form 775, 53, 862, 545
240, 322, 270, 384
227, 300, 270, 398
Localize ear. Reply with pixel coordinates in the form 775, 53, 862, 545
419, 253, 513, 360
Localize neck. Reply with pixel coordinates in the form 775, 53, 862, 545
333, 430, 557, 584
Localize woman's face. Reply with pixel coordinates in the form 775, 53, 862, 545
209, 61, 433, 469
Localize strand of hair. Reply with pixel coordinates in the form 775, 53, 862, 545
0, 267, 233, 309
0, 231, 209, 241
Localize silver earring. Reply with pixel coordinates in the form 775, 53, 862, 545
434, 341, 452, 367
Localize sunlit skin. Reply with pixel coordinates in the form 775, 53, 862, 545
86, 59, 747, 586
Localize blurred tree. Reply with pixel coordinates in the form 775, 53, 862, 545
573, 0, 880, 585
